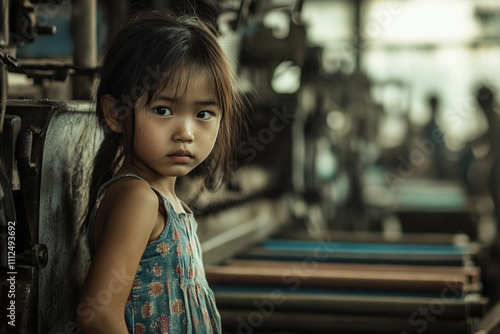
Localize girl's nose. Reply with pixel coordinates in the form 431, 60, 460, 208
173, 119, 194, 142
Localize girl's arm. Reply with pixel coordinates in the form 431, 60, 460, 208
77, 179, 159, 333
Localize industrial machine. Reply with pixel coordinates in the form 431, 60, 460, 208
1, 0, 499, 333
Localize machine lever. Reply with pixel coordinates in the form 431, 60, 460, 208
0, 48, 18, 69
18, 129, 37, 172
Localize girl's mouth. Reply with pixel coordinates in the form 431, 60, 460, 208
168, 150, 193, 163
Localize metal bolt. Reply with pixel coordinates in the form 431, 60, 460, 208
32, 244, 48, 269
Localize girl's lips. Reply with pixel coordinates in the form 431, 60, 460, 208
168, 150, 193, 163
169, 149, 193, 157
168, 155, 192, 163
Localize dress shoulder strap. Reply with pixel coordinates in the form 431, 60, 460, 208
87, 173, 173, 256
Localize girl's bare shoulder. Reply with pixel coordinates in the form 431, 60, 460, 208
105, 176, 157, 203
97, 176, 160, 232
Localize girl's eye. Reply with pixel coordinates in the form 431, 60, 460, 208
197, 111, 215, 120
153, 107, 172, 116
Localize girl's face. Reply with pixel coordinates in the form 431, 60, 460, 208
129, 72, 221, 179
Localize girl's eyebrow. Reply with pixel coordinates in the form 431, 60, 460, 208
155, 95, 219, 107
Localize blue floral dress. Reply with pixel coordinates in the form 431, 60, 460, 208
88, 173, 221, 333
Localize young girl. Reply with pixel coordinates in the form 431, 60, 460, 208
77, 11, 244, 333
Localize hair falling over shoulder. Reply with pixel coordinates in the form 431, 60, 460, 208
81, 10, 246, 234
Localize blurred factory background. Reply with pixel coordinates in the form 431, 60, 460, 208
2, 0, 500, 333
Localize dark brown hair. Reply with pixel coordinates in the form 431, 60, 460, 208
82, 10, 245, 233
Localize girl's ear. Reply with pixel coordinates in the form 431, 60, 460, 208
101, 95, 123, 133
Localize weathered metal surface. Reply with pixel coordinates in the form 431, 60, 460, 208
38, 101, 97, 333
1, 115, 21, 190
0, 100, 98, 333
0, 264, 37, 334
5, 101, 56, 250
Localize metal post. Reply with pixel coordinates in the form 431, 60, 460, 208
71, 0, 97, 100
354, 0, 362, 70
1, 0, 9, 133
0, 0, 8, 46
104, 0, 128, 42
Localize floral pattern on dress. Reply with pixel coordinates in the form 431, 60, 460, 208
142, 302, 154, 318
176, 243, 182, 257
156, 242, 170, 256
154, 315, 170, 333
149, 280, 163, 297
176, 263, 183, 277
170, 299, 184, 315
202, 308, 210, 324
186, 242, 193, 256
188, 266, 195, 280
134, 323, 146, 334
89, 174, 221, 334
153, 263, 163, 277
